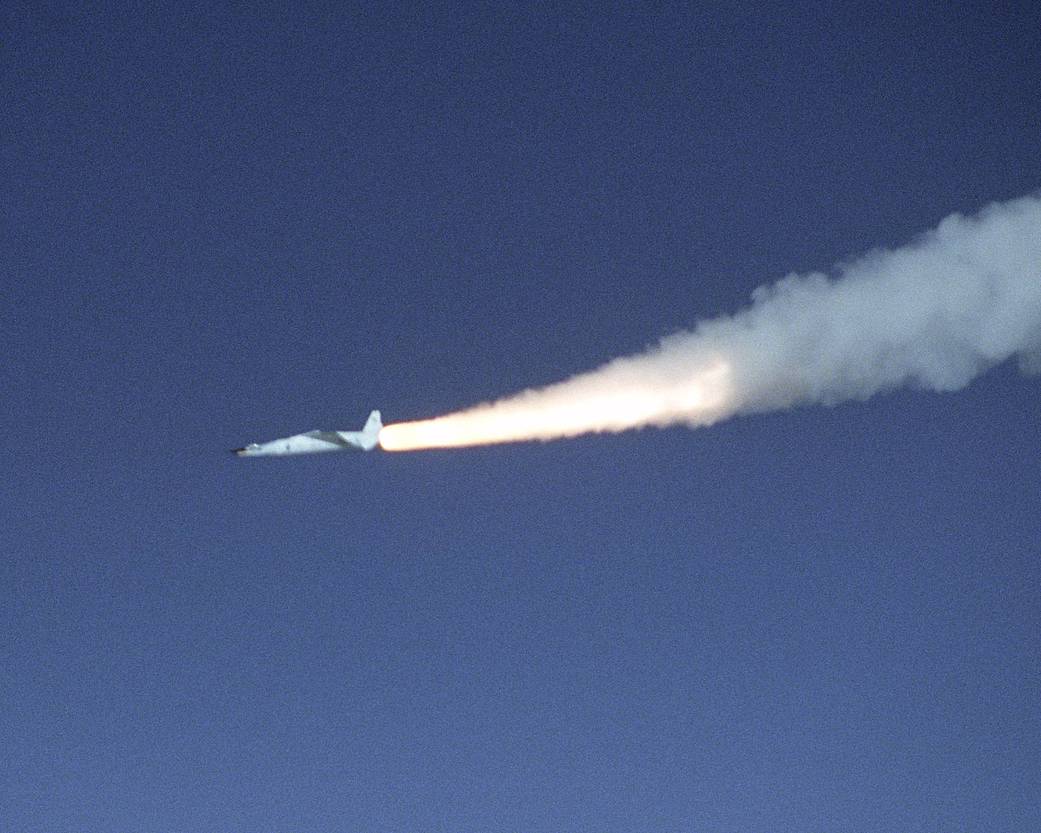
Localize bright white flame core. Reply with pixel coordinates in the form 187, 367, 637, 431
378, 360, 732, 451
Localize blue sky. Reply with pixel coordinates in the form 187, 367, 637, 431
3, 2, 1040, 831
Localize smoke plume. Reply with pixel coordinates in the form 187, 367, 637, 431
379, 193, 1041, 451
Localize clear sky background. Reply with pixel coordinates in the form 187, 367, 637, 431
3, 2, 1041, 831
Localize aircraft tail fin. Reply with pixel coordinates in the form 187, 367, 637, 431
363, 410, 382, 436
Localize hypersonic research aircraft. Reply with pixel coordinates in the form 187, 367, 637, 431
233, 410, 382, 456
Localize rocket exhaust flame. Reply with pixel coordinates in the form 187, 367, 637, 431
379, 194, 1041, 452
379, 360, 732, 450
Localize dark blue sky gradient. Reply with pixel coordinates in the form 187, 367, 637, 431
4, 3, 1041, 831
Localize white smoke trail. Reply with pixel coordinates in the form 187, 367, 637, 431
379, 193, 1041, 451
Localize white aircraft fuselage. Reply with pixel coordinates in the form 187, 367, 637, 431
234, 410, 381, 456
